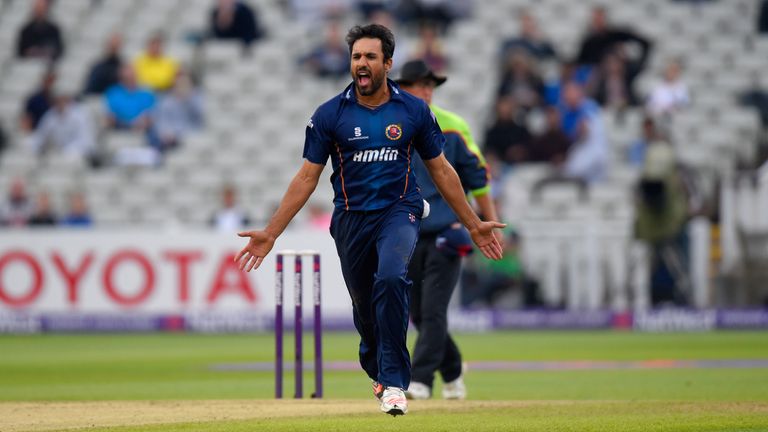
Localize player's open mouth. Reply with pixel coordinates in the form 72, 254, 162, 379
357, 71, 371, 86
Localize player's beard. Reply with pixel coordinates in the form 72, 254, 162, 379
354, 67, 385, 97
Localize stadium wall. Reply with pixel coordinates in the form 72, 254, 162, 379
1, 230, 767, 333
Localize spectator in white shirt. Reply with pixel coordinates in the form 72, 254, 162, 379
646, 59, 689, 117
26, 90, 96, 161
154, 72, 204, 152
211, 184, 250, 232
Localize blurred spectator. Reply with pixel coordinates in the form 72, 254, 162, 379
460, 228, 540, 308
395, 0, 468, 33
497, 49, 545, 110
28, 191, 57, 226
133, 32, 179, 92
26, 90, 96, 161
0, 122, 7, 155
527, 107, 571, 166
759, 0, 768, 33
759, 158, 768, 182
211, 185, 250, 232
83, 33, 124, 95
209, 0, 264, 47
369, 9, 410, 74
558, 81, 608, 183
105, 65, 163, 158
410, 21, 449, 73
634, 143, 691, 306
590, 47, 649, 109
575, 7, 651, 69
358, 0, 389, 20
645, 59, 689, 117
482, 96, 531, 165
298, 21, 349, 78
154, 72, 205, 151
105, 65, 156, 130
500, 11, 557, 62
16, 0, 64, 60
21, 70, 56, 132
61, 192, 93, 227
288, 0, 353, 23
739, 87, 768, 129
542, 61, 582, 106
628, 116, 665, 167
0, 179, 33, 227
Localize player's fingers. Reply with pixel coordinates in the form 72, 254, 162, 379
251, 256, 264, 271
237, 231, 253, 238
238, 252, 251, 271
235, 248, 248, 263
483, 249, 498, 260
246, 255, 260, 272
244, 255, 257, 272
483, 241, 502, 260
479, 244, 495, 259
491, 241, 504, 259
486, 245, 499, 260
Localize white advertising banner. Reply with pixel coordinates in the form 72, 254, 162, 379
0, 229, 351, 316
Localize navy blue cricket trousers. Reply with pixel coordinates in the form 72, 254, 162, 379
329, 195, 423, 389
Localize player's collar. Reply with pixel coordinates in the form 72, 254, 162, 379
343, 79, 404, 104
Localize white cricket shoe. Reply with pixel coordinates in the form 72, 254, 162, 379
405, 381, 431, 400
380, 387, 408, 416
442, 375, 466, 400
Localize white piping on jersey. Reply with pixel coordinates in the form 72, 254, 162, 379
345, 85, 399, 100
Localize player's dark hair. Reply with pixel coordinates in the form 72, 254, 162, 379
345, 24, 395, 61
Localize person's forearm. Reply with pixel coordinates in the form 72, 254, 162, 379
427, 157, 483, 231
263, 167, 319, 238
473, 192, 498, 223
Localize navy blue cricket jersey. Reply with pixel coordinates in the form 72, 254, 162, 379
303, 79, 445, 211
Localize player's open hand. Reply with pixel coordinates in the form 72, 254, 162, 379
235, 230, 276, 272
469, 221, 506, 260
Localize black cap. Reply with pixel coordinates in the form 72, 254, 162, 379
395, 60, 447, 87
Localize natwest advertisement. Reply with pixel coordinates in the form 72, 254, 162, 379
0, 229, 350, 315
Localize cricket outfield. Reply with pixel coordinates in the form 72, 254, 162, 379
1, 331, 767, 431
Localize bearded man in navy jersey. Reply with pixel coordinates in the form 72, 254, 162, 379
235, 23, 504, 416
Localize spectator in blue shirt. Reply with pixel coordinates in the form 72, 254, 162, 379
105, 65, 156, 130
558, 81, 608, 183
61, 192, 93, 227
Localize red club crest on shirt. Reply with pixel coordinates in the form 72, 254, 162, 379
385, 124, 402, 141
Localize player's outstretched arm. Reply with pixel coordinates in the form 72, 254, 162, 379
235, 160, 324, 272
422, 154, 506, 260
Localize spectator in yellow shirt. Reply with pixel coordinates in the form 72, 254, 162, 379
133, 32, 179, 92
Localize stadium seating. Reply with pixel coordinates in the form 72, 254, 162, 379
0, 0, 765, 309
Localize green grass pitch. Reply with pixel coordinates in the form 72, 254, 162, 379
1, 331, 767, 431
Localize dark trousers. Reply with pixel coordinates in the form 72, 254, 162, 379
407, 234, 463, 387
330, 196, 423, 389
